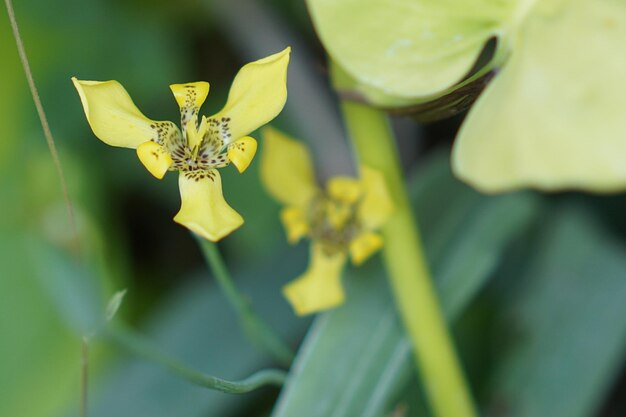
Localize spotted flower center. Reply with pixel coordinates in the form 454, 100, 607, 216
307, 193, 362, 255
151, 115, 235, 178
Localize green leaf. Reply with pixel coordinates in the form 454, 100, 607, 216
32, 241, 105, 335
453, 0, 626, 192
271, 154, 542, 417
485, 205, 626, 417
0, 235, 80, 417
106, 290, 127, 321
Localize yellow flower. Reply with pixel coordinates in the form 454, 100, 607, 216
72, 48, 291, 241
260, 127, 393, 315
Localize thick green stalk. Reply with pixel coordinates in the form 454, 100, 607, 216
196, 237, 294, 366
106, 325, 287, 393
339, 100, 478, 417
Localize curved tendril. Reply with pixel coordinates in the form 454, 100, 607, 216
105, 325, 287, 394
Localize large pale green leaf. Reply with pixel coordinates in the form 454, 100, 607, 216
270, 154, 542, 417
307, 0, 517, 103
485, 205, 626, 417
453, 0, 626, 192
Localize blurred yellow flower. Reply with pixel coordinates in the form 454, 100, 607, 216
261, 127, 393, 315
72, 48, 290, 241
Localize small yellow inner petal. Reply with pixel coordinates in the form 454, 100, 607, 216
349, 231, 383, 266
280, 207, 310, 243
325, 200, 353, 230
326, 177, 362, 204
282, 244, 347, 316
185, 115, 210, 154
136, 141, 173, 179
227, 136, 258, 173
170, 82, 210, 112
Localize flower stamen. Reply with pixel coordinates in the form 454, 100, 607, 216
307, 192, 363, 257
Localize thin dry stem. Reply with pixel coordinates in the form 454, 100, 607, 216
81, 337, 89, 417
4, 0, 78, 246
4, 1, 87, 415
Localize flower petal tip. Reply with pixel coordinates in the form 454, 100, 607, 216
71, 78, 161, 149
270, 46, 292, 61
349, 232, 383, 265
228, 136, 258, 173
282, 245, 347, 316
282, 279, 345, 317
280, 207, 309, 243
174, 214, 244, 242
260, 128, 319, 207
169, 81, 210, 111
136, 141, 173, 179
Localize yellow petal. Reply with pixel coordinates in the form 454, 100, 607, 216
280, 206, 309, 243
227, 136, 258, 173
349, 231, 383, 266
170, 82, 210, 131
283, 244, 347, 316
326, 177, 361, 204
72, 77, 179, 149
211, 48, 290, 143
173, 170, 243, 241
260, 126, 319, 207
136, 141, 173, 179
358, 165, 394, 230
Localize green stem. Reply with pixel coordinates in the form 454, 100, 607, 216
196, 237, 294, 366
339, 100, 478, 417
106, 325, 287, 394
4, 0, 78, 248
80, 337, 89, 417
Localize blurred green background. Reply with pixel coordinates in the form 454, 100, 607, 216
1, 1, 626, 417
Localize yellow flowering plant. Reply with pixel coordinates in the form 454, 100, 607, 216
260, 127, 393, 315
72, 48, 290, 242
7, 1, 626, 417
